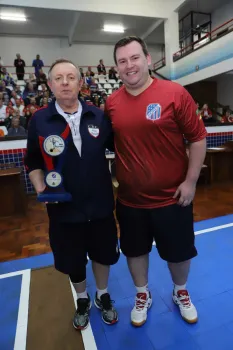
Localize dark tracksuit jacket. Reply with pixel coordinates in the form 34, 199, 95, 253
24, 99, 115, 223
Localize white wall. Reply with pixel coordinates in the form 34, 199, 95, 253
216, 73, 233, 110
0, 36, 163, 72
212, 1, 233, 30
176, 56, 233, 86
157, 30, 233, 84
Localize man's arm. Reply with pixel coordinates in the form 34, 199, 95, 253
24, 115, 46, 193
174, 86, 207, 206
185, 138, 206, 184
29, 169, 46, 194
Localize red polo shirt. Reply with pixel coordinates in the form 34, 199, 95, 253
105, 78, 207, 208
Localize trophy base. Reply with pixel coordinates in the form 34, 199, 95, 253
37, 192, 72, 203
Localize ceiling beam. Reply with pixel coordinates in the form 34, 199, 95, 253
141, 19, 164, 40
68, 12, 80, 46
0, 0, 187, 19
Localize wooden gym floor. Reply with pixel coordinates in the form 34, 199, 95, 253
0, 182, 233, 263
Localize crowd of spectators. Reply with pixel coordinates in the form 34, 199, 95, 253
0, 55, 122, 137
196, 102, 233, 124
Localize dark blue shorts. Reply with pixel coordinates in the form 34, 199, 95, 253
49, 214, 120, 274
116, 201, 197, 263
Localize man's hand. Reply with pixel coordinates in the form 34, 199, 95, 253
173, 180, 196, 207
36, 185, 46, 195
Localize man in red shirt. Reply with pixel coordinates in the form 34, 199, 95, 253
106, 36, 207, 327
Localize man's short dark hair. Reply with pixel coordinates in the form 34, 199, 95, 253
48, 58, 79, 80
113, 36, 149, 64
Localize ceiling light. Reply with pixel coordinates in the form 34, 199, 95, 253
103, 25, 124, 33
0, 13, 26, 21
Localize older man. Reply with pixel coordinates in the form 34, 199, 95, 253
25, 58, 119, 330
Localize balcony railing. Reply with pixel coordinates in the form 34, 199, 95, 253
173, 18, 233, 62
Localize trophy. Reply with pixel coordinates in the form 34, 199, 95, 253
37, 127, 72, 203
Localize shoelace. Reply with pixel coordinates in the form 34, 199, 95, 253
177, 292, 191, 308
135, 293, 148, 311
77, 298, 89, 315
101, 294, 115, 310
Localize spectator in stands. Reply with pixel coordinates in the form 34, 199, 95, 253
200, 103, 213, 123
196, 102, 201, 116
97, 59, 106, 75
87, 66, 95, 77
14, 54, 26, 80
42, 97, 48, 107
8, 116, 27, 136
43, 90, 53, 103
24, 97, 39, 113
26, 73, 37, 84
92, 94, 100, 107
22, 82, 37, 100
101, 92, 108, 103
7, 108, 26, 129
79, 68, 84, 79
85, 71, 92, 85
89, 77, 98, 94
14, 85, 23, 97
36, 69, 47, 86
99, 102, 105, 111
32, 54, 44, 78
108, 66, 118, 81
80, 83, 91, 100
13, 98, 25, 117
24, 105, 37, 128
221, 110, 233, 123
0, 81, 11, 105
10, 91, 21, 106
0, 67, 15, 87
0, 98, 9, 125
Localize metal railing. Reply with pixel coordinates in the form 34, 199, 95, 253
152, 58, 166, 71
173, 18, 233, 61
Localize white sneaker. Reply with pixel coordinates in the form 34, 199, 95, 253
131, 291, 152, 327
173, 289, 198, 324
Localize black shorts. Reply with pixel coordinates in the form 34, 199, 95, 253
116, 201, 197, 263
49, 214, 120, 275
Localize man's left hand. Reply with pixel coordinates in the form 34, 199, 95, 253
173, 180, 196, 207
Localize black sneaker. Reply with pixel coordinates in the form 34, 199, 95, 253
73, 294, 92, 330
94, 292, 118, 325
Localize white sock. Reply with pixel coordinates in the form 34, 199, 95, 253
136, 284, 149, 296
174, 284, 186, 294
97, 288, 108, 299
76, 290, 88, 299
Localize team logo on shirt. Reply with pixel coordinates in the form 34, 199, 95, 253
146, 103, 161, 121
88, 125, 99, 138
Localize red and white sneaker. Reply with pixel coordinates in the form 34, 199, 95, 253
173, 289, 198, 324
131, 291, 152, 327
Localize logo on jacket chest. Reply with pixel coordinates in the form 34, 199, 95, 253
88, 124, 99, 138
146, 103, 161, 121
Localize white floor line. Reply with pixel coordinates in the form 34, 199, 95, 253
0, 270, 26, 279
70, 280, 98, 350
195, 222, 233, 235
12, 269, 31, 350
